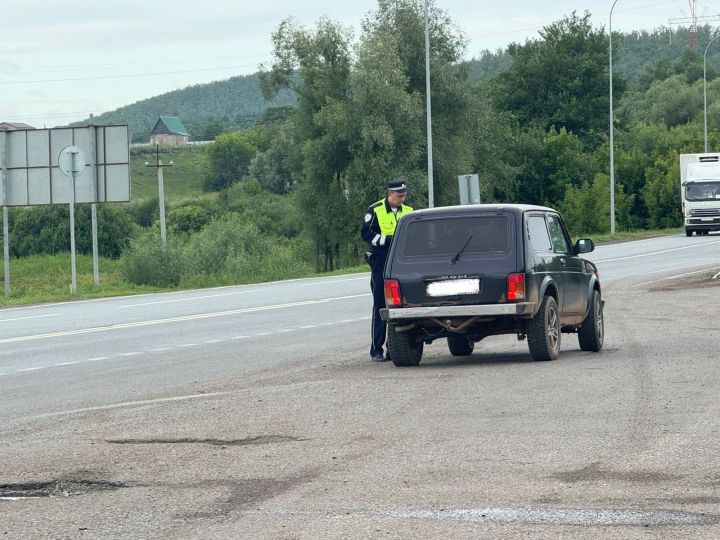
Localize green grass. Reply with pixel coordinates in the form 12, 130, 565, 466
130, 145, 208, 201
0, 254, 171, 307
0, 227, 685, 308
586, 227, 684, 244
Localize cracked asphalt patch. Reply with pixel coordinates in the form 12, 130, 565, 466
0, 478, 131, 499
551, 462, 683, 484
105, 435, 301, 446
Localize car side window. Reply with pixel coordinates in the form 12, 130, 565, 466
546, 215, 570, 253
527, 215, 552, 252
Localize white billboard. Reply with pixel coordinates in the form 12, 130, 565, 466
0, 125, 130, 206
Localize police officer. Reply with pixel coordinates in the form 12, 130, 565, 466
360, 179, 413, 361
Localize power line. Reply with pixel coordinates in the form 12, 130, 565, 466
2, 54, 270, 77
0, 64, 261, 86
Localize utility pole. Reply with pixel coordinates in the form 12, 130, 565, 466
145, 144, 172, 250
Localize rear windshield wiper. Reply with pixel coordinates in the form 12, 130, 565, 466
451, 235, 473, 264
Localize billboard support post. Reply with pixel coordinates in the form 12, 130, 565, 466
91, 204, 99, 288
2, 207, 8, 299
1, 131, 9, 298
69, 152, 78, 295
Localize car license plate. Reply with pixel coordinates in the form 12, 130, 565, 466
427, 279, 480, 297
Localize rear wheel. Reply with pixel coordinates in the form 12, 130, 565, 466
578, 289, 604, 352
388, 325, 424, 366
447, 336, 474, 356
527, 295, 560, 361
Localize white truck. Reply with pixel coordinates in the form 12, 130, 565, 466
680, 153, 720, 236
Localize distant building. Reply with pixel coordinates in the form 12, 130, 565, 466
0, 122, 35, 131
149, 116, 190, 145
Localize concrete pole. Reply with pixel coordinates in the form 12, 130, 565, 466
609, 0, 619, 236
425, 0, 434, 208
703, 32, 720, 152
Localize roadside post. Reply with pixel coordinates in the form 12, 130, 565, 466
59, 146, 86, 295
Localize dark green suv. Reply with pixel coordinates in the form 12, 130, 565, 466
379, 204, 604, 366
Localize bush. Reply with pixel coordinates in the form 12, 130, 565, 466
168, 204, 213, 235
8, 204, 136, 258
121, 230, 184, 286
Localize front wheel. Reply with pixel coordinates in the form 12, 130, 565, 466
447, 336, 474, 356
387, 325, 424, 366
685, 229, 693, 237
527, 295, 560, 361
578, 289, 604, 352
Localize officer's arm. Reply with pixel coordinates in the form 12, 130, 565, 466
361, 210, 381, 245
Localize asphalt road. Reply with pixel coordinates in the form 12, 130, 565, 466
1, 233, 720, 538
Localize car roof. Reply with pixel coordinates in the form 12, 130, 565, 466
407, 203, 557, 218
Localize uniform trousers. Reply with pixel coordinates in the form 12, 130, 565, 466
369, 253, 388, 357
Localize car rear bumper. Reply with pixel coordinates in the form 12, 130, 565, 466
380, 302, 537, 321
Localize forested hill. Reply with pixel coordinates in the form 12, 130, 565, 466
82, 25, 718, 143
464, 25, 720, 84
72, 73, 296, 142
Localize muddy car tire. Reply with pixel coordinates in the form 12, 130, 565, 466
447, 336, 474, 356
527, 295, 560, 361
578, 289, 604, 352
388, 325, 424, 366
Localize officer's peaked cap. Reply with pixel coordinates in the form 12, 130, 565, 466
387, 179, 408, 192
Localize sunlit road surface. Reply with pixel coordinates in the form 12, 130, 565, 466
1, 233, 720, 538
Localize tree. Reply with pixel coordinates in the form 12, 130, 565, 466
261, 17, 354, 271
203, 130, 259, 191
492, 11, 623, 141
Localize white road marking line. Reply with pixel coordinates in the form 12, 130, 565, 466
0, 294, 371, 345
0, 315, 379, 378
117, 289, 262, 308
299, 325, 316, 329
300, 276, 368, 286
0, 313, 60, 323
637, 266, 720, 286
33, 391, 232, 419
595, 239, 720, 263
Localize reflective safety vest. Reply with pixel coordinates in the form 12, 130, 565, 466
372, 199, 413, 236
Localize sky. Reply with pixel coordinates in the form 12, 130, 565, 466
1, 0, 714, 128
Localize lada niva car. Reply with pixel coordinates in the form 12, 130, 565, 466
380, 204, 604, 366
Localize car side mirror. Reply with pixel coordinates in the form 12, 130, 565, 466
575, 238, 595, 254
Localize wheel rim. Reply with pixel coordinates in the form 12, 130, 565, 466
547, 304, 559, 351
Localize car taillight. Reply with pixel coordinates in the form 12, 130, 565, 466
384, 279, 402, 306
507, 273, 525, 301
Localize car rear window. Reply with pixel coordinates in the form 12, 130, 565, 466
401, 216, 510, 257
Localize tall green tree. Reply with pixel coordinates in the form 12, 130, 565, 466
261, 17, 354, 271
492, 11, 622, 141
